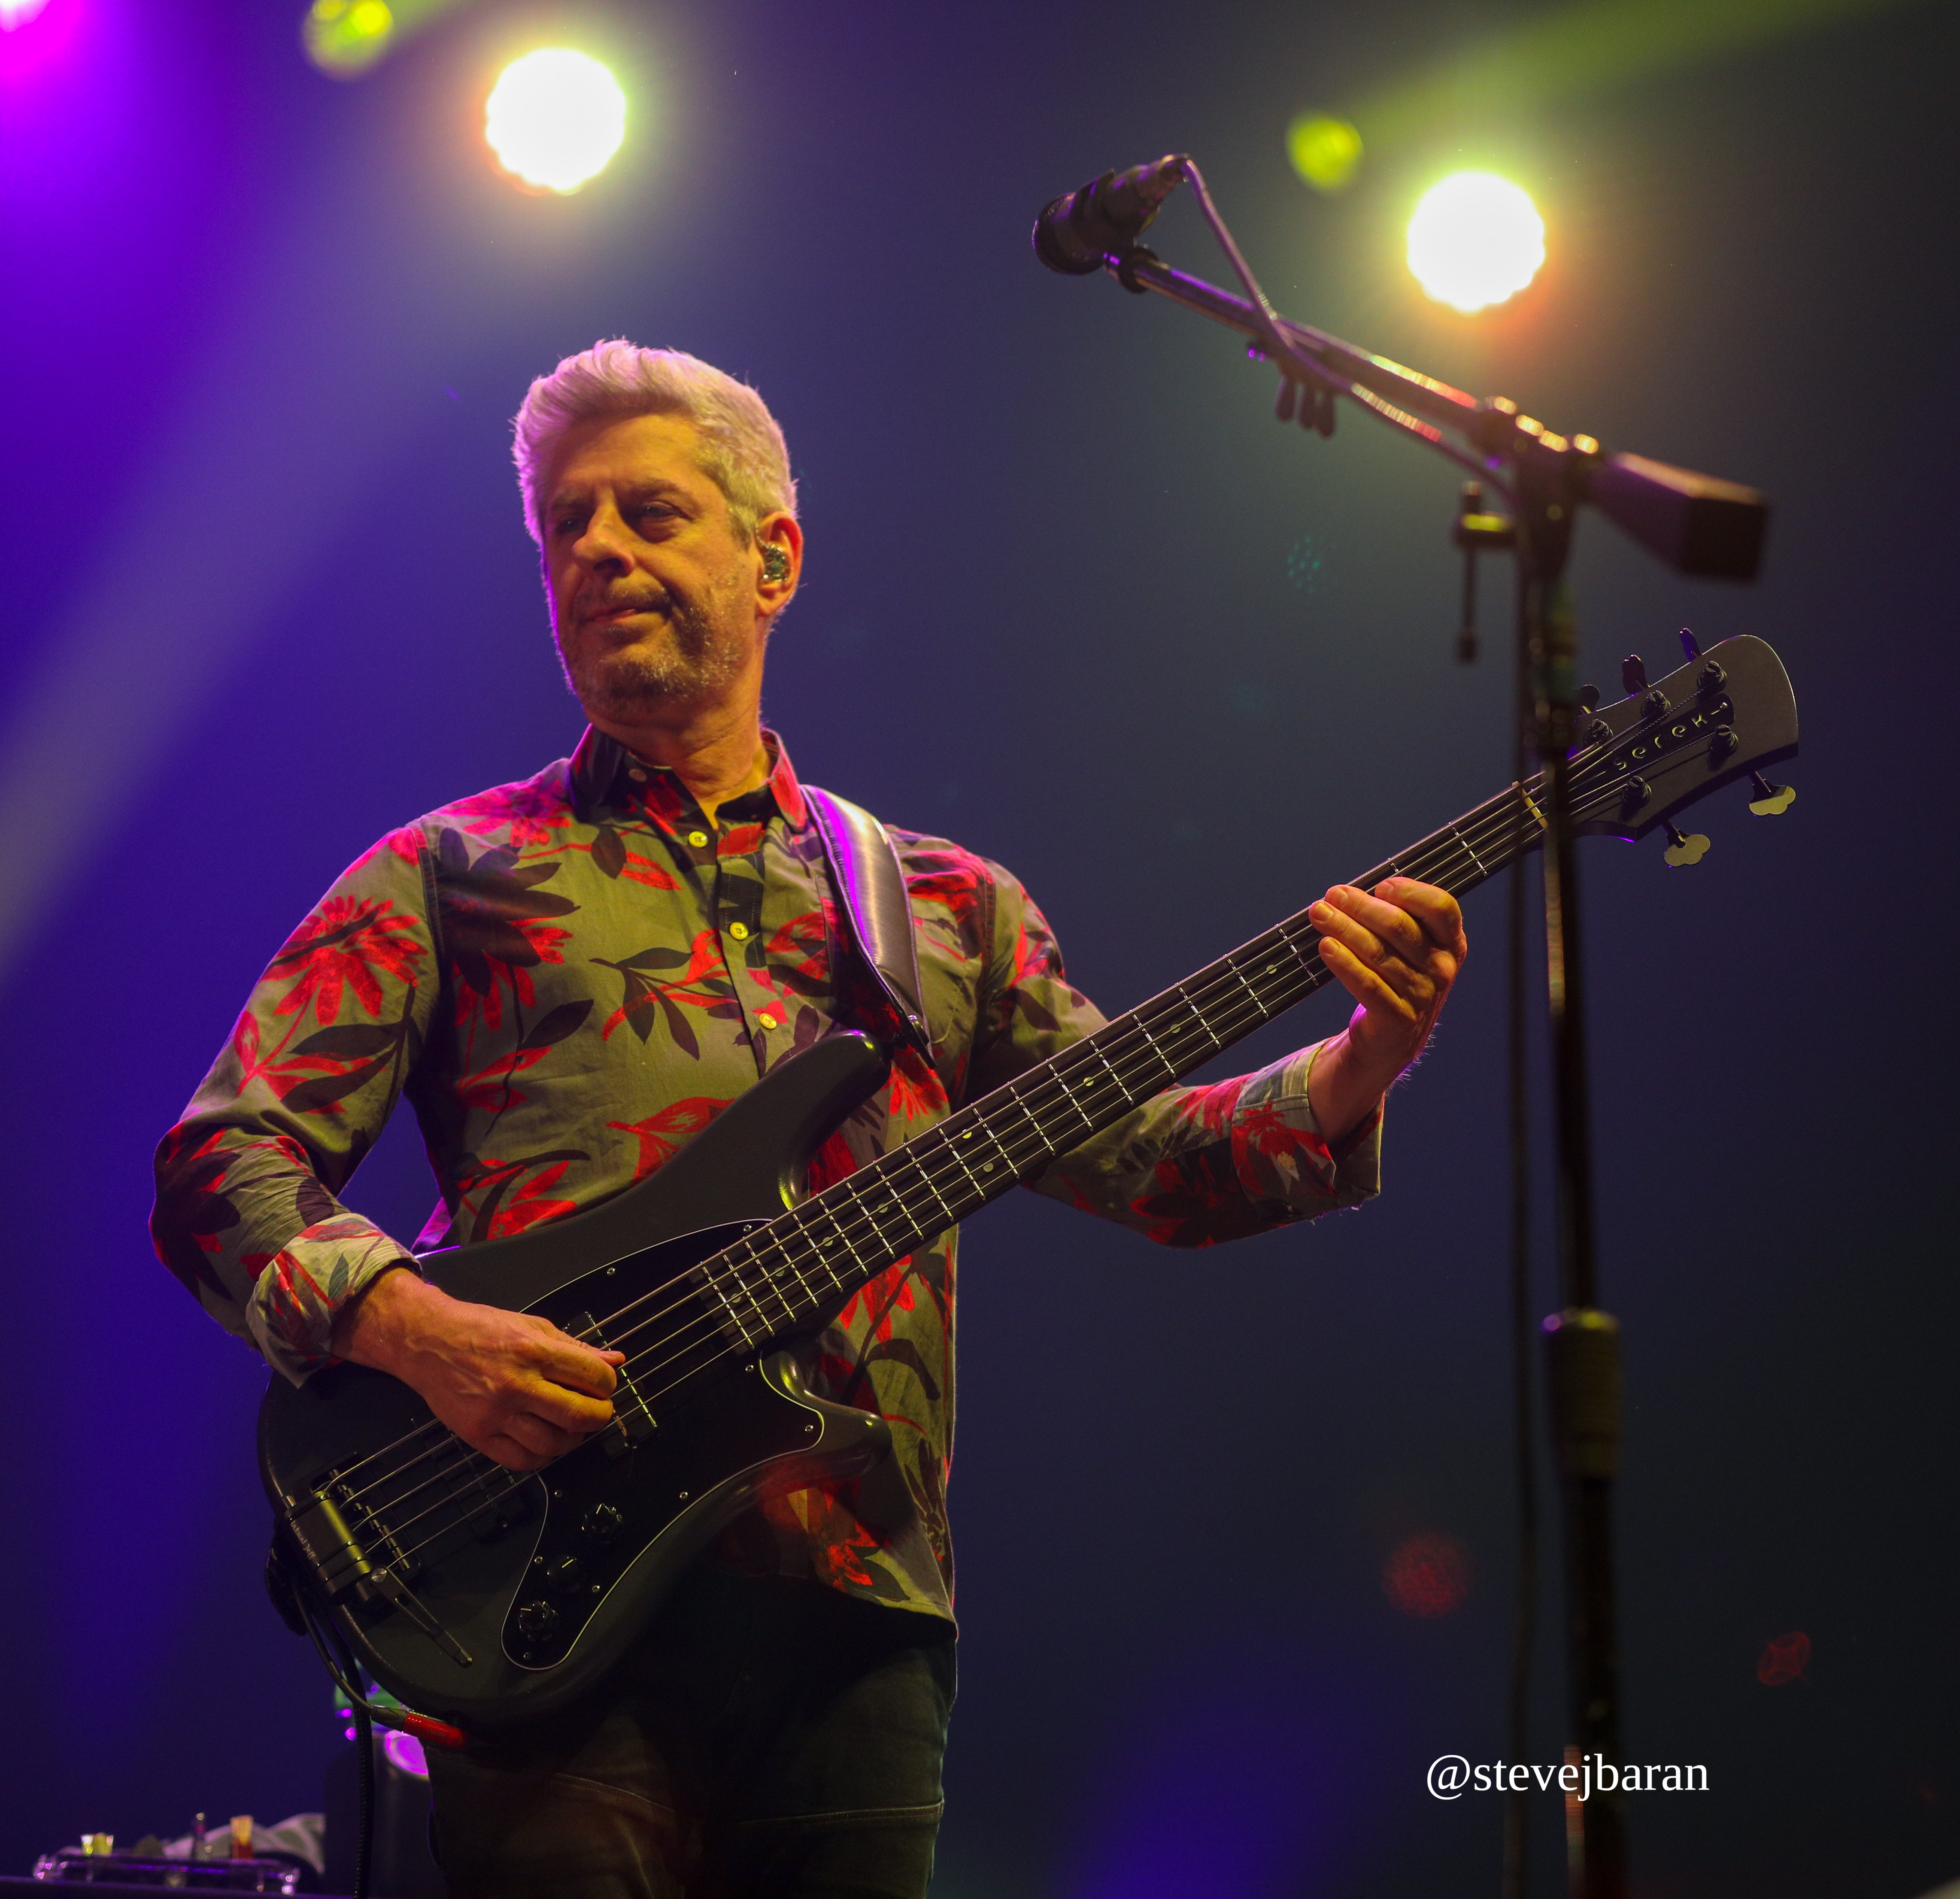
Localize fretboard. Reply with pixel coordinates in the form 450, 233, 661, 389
680, 768, 1553, 1357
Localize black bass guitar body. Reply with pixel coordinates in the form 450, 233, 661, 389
260, 635, 1801, 1733
258, 1031, 895, 1727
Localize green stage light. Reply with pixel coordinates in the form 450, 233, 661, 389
485, 49, 627, 193
1406, 172, 1545, 313
1286, 113, 1364, 194
302, 0, 395, 78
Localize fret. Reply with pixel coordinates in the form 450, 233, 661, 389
874, 1144, 941, 1231
1001, 1086, 1051, 1164
942, 1129, 988, 1197
958, 1120, 1016, 1183
777, 1225, 823, 1312
853, 1189, 898, 1252
673, 764, 1560, 1368
898, 1146, 960, 1231
1225, 957, 1267, 1022
1050, 1070, 1095, 1137
1081, 1041, 1135, 1114
914, 1136, 977, 1221
1130, 1016, 1179, 1084
716, 1284, 758, 1347
761, 1214, 815, 1324
736, 1213, 813, 1325
809, 1212, 848, 1295
1444, 819, 1489, 880
1176, 983, 1221, 1049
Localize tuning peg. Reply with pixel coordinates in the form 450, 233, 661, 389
1678, 627, 1700, 661
1576, 683, 1600, 714
1621, 654, 1647, 694
1662, 822, 1710, 867
1748, 771, 1796, 816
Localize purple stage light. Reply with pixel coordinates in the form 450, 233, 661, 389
381, 1729, 429, 1779
0, 0, 51, 28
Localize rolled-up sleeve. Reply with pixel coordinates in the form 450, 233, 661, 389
151, 828, 437, 1383
964, 863, 1381, 1245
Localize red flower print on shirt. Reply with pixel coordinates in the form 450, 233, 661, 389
268, 898, 424, 1025
607, 1096, 730, 1180
454, 1147, 590, 1242
448, 779, 575, 849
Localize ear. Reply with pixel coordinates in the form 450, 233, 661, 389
755, 512, 803, 616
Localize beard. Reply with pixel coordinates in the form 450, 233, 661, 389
554, 577, 750, 719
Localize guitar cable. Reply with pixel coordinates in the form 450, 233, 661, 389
289, 1576, 467, 1899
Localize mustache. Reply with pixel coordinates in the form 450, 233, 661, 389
578, 582, 680, 624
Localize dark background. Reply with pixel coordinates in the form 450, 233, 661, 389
2, 0, 1955, 1892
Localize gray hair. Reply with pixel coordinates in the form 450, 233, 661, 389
512, 340, 797, 546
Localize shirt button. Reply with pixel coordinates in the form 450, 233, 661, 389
728, 922, 750, 942
757, 1012, 778, 1031
688, 830, 710, 848
628, 767, 647, 782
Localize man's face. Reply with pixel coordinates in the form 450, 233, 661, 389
540, 411, 771, 725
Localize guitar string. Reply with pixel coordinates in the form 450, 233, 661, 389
615, 698, 1715, 1360
576, 767, 1553, 1359
349, 771, 1572, 1545
355, 780, 1562, 1549
363, 938, 1326, 1559
343, 729, 1697, 1553
377, 725, 1727, 1580
329, 761, 1559, 1504
544, 771, 1537, 1356
348, 776, 1563, 1552
371, 950, 1337, 1569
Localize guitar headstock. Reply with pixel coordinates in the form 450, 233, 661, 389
1567, 634, 1798, 856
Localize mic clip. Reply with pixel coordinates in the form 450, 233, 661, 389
1032, 155, 1187, 276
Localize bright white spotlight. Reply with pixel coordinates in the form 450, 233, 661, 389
0, 0, 52, 28
1407, 173, 1545, 314
485, 49, 626, 194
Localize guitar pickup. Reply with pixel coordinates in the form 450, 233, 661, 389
568, 1312, 658, 1458
286, 1490, 473, 1667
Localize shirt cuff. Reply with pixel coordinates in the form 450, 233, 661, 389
1244, 1039, 1383, 1213
245, 1216, 416, 1386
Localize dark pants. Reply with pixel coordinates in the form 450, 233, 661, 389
426, 1569, 956, 1899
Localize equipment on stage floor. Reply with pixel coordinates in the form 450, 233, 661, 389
28, 1860, 302, 1893
29, 1814, 318, 1891
260, 636, 1797, 1731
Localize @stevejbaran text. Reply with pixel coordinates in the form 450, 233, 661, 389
1427, 1756, 1708, 1800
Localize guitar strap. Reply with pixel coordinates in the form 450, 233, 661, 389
801, 785, 934, 1066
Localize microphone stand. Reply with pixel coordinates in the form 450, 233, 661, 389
1035, 162, 1767, 1899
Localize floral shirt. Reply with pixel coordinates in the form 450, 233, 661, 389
152, 727, 1381, 1620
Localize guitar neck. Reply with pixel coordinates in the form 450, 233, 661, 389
705, 774, 1547, 1346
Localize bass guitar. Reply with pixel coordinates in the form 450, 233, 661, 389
262, 633, 1797, 1727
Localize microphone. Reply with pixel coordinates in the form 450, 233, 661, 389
1032, 155, 1187, 275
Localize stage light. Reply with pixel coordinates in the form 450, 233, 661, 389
1286, 114, 1363, 194
0, 0, 52, 28
485, 49, 627, 194
1384, 1532, 1472, 1618
302, 0, 395, 78
1406, 172, 1544, 313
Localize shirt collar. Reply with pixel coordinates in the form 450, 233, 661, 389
569, 724, 808, 831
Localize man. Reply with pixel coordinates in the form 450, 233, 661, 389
153, 340, 1465, 1898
